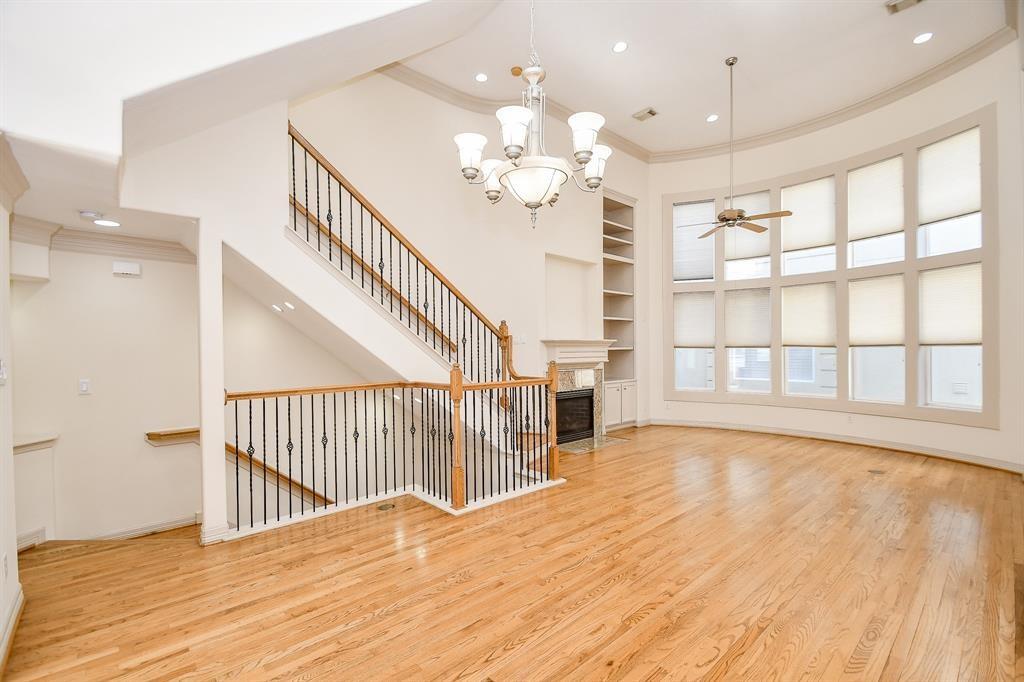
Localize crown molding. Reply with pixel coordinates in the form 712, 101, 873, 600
0, 133, 29, 209
385, 25, 1016, 164
51, 228, 195, 264
378, 63, 653, 162
11, 215, 60, 246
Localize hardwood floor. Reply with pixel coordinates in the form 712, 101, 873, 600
7, 425, 1023, 680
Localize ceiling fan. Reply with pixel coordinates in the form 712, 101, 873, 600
681, 57, 792, 240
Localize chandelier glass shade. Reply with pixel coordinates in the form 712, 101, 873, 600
453, 3, 611, 226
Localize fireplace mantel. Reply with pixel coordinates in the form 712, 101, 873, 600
540, 339, 615, 367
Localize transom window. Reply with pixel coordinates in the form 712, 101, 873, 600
664, 112, 993, 428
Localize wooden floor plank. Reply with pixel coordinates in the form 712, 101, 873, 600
5, 425, 1020, 681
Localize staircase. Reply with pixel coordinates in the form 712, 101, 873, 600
217, 124, 563, 537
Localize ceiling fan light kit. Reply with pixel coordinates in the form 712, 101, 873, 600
679, 57, 793, 239
453, 0, 611, 226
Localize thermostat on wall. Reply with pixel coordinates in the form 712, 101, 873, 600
112, 261, 141, 277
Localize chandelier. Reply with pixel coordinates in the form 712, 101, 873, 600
452, 1, 611, 226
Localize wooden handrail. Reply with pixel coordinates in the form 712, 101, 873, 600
288, 123, 500, 337
226, 380, 450, 403
463, 377, 549, 391
289, 197, 457, 353
145, 427, 200, 444
225, 442, 332, 507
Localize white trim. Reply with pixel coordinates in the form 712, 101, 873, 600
0, 586, 24, 672
94, 514, 199, 541
10, 215, 59, 246
16, 528, 46, 552
200, 522, 231, 546
51, 228, 195, 264
649, 419, 1021, 474
219, 480, 566, 542
382, 27, 1016, 163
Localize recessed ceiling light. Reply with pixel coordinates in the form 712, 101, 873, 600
612, 41, 628, 54
913, 32, 933, 44
79, 210, 102, 220
271, 304, 283, 312
475, 73, 488, 83
283, 301, 295, 310
706, 114, 719, 123
93, 219, 120, 227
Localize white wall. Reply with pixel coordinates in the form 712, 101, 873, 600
646, 44, 1024, 470
289, 73, 651, 379
11, 250, 202, 538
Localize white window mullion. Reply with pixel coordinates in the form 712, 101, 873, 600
834, 163, 850, 404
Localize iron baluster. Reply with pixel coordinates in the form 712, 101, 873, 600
234, 402, 239, 529
287, 397, 293, 517
343, 392, 350, 504
299, 396, 305, 513
275, 398, 280, 521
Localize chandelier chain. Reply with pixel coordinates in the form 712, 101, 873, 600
729, 58, 734, 209
529, 0, 539, 66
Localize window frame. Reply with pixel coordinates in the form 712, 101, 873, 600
661, 105, 998, 429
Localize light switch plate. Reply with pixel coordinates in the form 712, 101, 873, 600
78, 378, 91, 395
0, 358, 7, 386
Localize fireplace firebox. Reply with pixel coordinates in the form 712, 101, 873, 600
556, 388, 594, 444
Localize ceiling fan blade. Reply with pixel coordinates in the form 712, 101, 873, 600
738, 221, 768, 233
677, 221, 720, 228
742, 210, 792, 221
698, 224, 724, 239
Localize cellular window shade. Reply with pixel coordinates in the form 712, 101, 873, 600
725, 288, 770, 347
848, 156, 904, 241
725, 191, 770, 260
782, 176, 835, 251
673, 292, 715, 347
782, 282, 835, 346
673, 201, 716, 281
849, 275, 905, 345
918, 127, 980, 226
919, 262, 982, 345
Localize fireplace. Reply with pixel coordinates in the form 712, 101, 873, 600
556, 388, 594, 444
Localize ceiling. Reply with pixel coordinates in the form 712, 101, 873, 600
8, 135, 197, 250
401, 0, 1011, 156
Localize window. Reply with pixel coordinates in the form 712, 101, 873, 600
664, 116, 991, 426
782, 176, 835, 275
782, 282, 836, 397
728, 348, 770, 392
849, 275, 906, 403
673, 292, 715, 390
725, 288, 770, 393
785, 348, 837, 397
725, 191, 771, 280
919, 262, 982, 410
675, 349, 715, 390
673, 200, 715, 281
921, 346, 982, 410
918, 127, 980, 257
848, 156, 904, 267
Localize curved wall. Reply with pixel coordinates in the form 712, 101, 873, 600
645, 44, 1023, 471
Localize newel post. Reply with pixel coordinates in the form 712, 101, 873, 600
499, 320, 511, 410
450, 363, 467, 510
547, 361, 560, 479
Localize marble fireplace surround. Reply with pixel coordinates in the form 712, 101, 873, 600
541, 340, 614, 447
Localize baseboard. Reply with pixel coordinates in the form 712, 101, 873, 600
94, 515, 199, 541
16, 528, 45, 553
648, 419, 1022, 474
0, 586, 24, 675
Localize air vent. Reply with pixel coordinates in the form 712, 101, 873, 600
632, 107, 658, 122
885, 0, 923, 14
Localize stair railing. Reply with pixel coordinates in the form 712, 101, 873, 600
289, 123, 509, 384
223, 362, 559, 531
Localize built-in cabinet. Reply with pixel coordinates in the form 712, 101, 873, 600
604, 380, 637, 430
602, 192, 637, 430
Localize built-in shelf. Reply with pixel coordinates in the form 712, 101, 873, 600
603, 219, 633, 233
602, 233, 633, 246
602, 193, 636, 389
